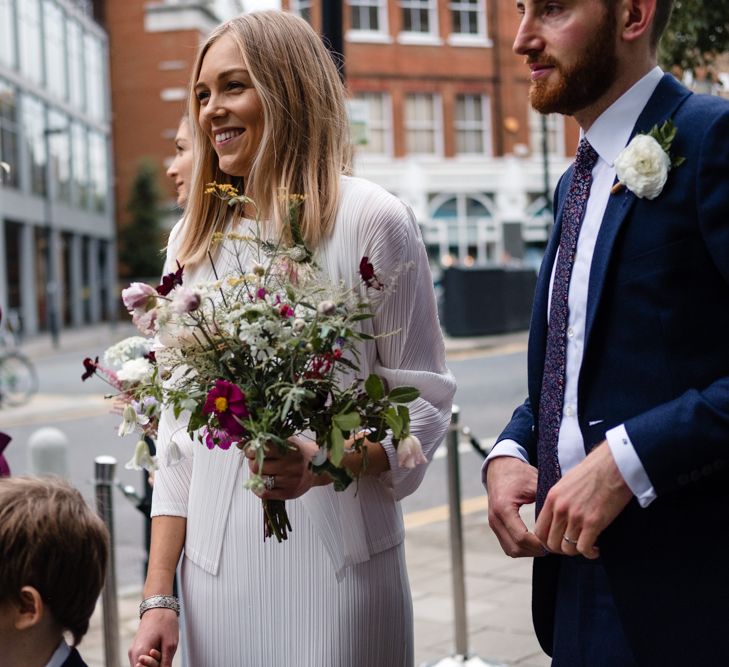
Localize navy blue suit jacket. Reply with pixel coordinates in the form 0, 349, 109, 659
498, 74, 729, 664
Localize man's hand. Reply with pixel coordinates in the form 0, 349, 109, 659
535, 440, 633, 559
484, 456, 545, 558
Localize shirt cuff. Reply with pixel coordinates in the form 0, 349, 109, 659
605, 424, 657, 508
481, 439, 529, 486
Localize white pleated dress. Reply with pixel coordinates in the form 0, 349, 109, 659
152, 176, 456, 667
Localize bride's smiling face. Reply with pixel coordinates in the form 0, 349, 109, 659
195, 34, 264, 179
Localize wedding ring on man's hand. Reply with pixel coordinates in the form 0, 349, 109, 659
263, 475, 275, 491
563, 535, 578, 546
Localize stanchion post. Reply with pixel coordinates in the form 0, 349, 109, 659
447, 406, 468, 655
95, 455, 121, 667
425, 406, 505, 667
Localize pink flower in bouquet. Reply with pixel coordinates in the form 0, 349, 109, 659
122, 282, 157, 311
279, 304, 295, 318
396, 434, 427, 469
171, 286, 202, 314
156, 261, 185, 296
203, 379, 249, 436
132, 308, 158, 335
201, 426, 237, 451
256, 287, 267, 300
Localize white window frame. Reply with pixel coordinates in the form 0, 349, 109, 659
347, 0, 392, 43
528, 107, 565, 157
447, 0, 492, 46
350, 92, 393, 157
398, 0, 442, 45
454, 93, 492, 157
289, 0, 312, 24
404, 92, 443, 157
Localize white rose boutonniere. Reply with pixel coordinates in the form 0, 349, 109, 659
612, 120, 685, 199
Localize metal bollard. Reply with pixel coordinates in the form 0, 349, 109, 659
95, 455, 121, 667
27, 427, 69, 477
426, 406, 503, 667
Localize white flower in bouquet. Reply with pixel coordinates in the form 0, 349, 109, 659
113, 183, 424, 542
117, 357, 154, 385
125, 438, 157, 471
103, 336, 154, 369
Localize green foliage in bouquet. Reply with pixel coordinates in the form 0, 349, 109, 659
118, 185, 422, 542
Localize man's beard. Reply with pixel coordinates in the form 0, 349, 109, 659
528, 13, 619, 115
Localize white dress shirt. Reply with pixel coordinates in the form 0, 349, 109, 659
487, 67, 665, 508
45, 639, 71, 667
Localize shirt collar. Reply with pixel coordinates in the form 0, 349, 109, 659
45, 638, 72, 667
584, 66, 664, 167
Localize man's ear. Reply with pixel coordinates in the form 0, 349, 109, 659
620, 0, 657, 44
14, 586, 44, 631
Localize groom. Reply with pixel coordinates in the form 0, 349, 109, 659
484, 0, 729, 664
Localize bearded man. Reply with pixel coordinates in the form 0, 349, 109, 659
483, 1, 729, 664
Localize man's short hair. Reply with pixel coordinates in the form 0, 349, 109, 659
0, 477, 109, 646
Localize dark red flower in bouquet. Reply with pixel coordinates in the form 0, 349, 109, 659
359, 256, 383, 290
156, 260, 185, 296
0, 433, 11, 477
81, 356, 99, 381
144, 350, 156, 364
279, 304, 295, 318
203, 379, 249, 436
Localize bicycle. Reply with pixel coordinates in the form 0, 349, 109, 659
0, 321, 38, 407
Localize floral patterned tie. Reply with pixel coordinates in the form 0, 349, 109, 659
536, 138, 599, 515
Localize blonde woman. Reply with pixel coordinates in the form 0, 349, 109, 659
128, 11, 455, 667
166, 115, 194, 209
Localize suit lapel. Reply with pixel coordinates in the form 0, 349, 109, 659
583, 74, 692, 351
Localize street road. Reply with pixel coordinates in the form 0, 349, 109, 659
0, 334, 527, 594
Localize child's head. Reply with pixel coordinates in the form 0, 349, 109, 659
0, 476, 109, 647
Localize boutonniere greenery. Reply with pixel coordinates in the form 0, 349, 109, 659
611, 120, 685, 199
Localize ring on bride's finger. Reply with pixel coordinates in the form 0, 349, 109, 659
563, 534, 577, 546
263, 474, 275, 491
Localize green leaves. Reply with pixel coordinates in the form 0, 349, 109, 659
648, 120, 686, 170
333, 411, 361, 432
365, 374, 385, 400
388, 386, 420, 403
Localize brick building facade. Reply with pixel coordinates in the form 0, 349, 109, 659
287, 0, 579, 268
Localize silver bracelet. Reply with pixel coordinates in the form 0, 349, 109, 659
139, 594, 180, 619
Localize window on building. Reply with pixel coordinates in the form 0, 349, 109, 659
455, 94, 491, 155
44, 0, 67, 101
400, 0, 437, 34
0, 0, 17, 69
84, 33, 105, 121
21, 94, 47, 196
71, 121, 89, 208
351, 92, 391, 155
428, 192, 497, 264
67, 19, 85, 110
529, 107, 565, 157
88, 130, 108, 213
449, 0, 483, 35
349, 0, 385, 32
48, 109, 70, 203
290, 0, 312, 24
405, 93, 440, 155
18, 0, 43, 85
0, 80, 19, 188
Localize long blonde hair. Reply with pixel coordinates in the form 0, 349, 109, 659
178, 11, 351, 266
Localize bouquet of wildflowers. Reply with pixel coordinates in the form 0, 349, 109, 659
102, 186, 424, 541
82, 336, 161, 471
